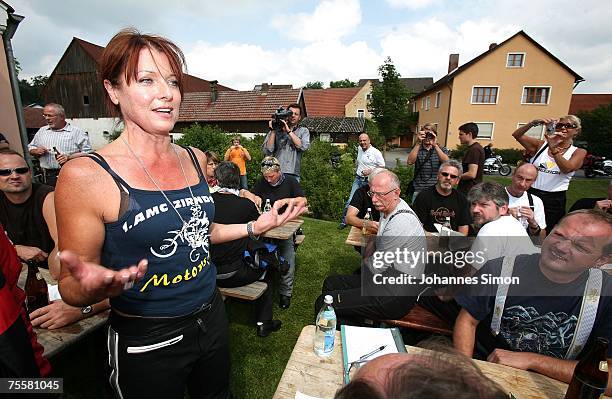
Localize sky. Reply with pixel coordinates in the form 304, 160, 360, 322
9, 0, 612, 93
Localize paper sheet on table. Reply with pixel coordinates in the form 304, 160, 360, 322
48, 284, 62, 302
343, 325, 399, 364
433, 223, 466, 237
295, 391, 324, 399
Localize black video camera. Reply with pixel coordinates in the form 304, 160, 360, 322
271, 107, 293, 131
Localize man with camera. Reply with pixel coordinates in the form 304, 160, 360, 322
263, 103, 310, 181
407, 123, 449, 202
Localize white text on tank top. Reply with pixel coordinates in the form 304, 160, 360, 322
531, 144, 577, 192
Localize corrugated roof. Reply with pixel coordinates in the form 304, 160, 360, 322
569, 94, 612, 114
179, 88, 302, 122
71, 37, 235, 92
302, 87, 361, 117
300, 117, 365, 133
415, 30, 584, 97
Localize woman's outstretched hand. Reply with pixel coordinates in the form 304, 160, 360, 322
253, 198, 308, 235
59, 250, 148, 301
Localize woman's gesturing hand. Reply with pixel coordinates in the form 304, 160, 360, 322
59, 250, 148, 301
252, 198, 307, 235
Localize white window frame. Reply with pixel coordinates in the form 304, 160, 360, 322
421, 98, 425, 109
434, 91, 441, 108
521, 86, 552, 105
366, 93, 372, 101
412, 102, 417, 112
474, 121, 495, 140
517, 122, 544, 139
506, 52, 526, 68
357, 109, 365, 118
425, 96, 430, 111
471, 86, 500, 104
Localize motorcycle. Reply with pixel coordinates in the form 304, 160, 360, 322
583, 154, 612, 177
483, 155, 512, 176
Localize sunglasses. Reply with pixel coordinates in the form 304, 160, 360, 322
0, 167, 30, 176
555, 123, 577, 130
367, 188, 396, 198
440, 171, 459, 179
261, 160, 280, 167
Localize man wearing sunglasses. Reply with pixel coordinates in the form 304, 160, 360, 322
27, 103, 92, 187
412, 160, 471, 235
0, 149, 110, 330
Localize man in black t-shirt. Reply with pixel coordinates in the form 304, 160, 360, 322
453, 210, 612, 390
252, 156, 307, 309
0, 150, 55, 268
457, 123, 485, 196
346, 184, 380, 233
211, 161, 281, 337
413, 160, 471, 234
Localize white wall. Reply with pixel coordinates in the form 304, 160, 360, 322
66, 117, 120, 150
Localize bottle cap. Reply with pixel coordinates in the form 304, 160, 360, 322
324, 295, 333, 304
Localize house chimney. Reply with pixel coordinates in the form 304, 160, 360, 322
210, 80, 218, 102
489, 43, 497, 50
261, 83, 269, 91
448, 54, 459, 74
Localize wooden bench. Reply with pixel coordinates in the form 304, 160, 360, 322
382, 304, 452, 335
218, 281, 268, 301
294, 234, 305, 246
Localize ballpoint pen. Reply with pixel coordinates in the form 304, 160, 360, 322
359, 345, 386, 361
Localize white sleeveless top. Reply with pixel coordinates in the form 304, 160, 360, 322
530, 143, 578, 192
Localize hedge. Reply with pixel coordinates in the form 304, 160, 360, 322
176, 123, 415, 221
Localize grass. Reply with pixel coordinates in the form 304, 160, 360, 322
52, 178, 609, 398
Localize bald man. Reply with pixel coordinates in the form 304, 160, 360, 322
339, 133, 385, 229
505, 163, 546, 238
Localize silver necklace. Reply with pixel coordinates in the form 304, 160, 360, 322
121, 136, 200, 230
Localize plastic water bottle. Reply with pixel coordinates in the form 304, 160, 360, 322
263, 199, 272, 213
314, 295, 336, 357
439, 216, 451, 248
362, 208, 372, 235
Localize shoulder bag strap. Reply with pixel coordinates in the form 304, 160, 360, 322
413, 147, 435, 180
491, 256, 516, 336
530, 143, 549, 165
565, 268, 603, 359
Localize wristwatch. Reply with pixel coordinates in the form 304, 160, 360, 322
81, 305, 93, 315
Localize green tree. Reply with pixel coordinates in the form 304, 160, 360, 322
577, 103, 612, 158
304, 81, 324, 89
329, 79, 356, 88
19, 75, 49, 105
367, 57, 415, 151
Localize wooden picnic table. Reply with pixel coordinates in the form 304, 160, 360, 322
344, 226, 373, 247
264, 219, 304, 240
18, 265, 109, 358
273, 325, 604, 399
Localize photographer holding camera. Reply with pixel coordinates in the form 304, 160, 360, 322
263, 103, 310, 181
407, 123, 449, 202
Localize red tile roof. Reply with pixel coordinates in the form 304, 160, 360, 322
23, 107, 46, 129
569, 94, 612, 114
179, 89, 302, 122
303, 87, 361, 117
72, 37, 235, 92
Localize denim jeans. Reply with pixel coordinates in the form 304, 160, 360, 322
340, 176, 369, 225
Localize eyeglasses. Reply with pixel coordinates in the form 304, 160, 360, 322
367, 188, 397, 198
439, 171, 459, 179
261, 160, 280, 167
555, 123, 577, 130
0, 167, 30, 176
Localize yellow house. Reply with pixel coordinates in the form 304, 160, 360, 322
412, 30, 583, 150
0, 1, 25, 154
345, 80, 373, 119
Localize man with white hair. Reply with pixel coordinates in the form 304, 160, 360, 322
316, 168, 427, 325
339, 133, 385, 229
28, 103, 91, 186
505, 163, 547, 239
